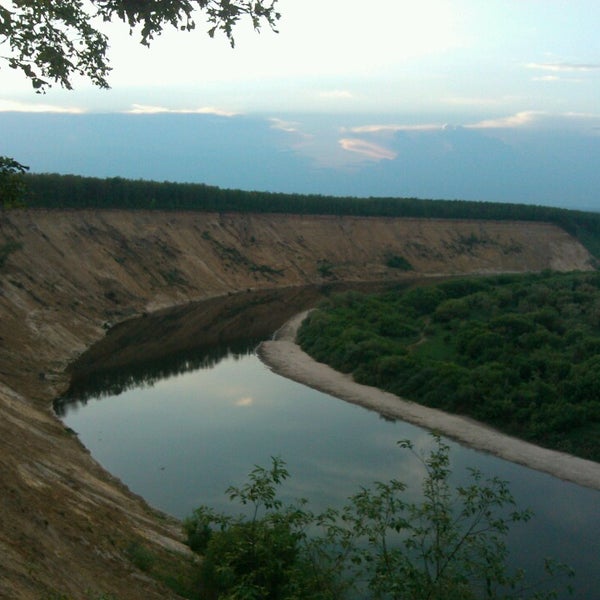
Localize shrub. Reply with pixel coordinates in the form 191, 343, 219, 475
184, 437, 574, 600
385, 254, 414, 270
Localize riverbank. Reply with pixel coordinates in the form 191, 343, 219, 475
257, 311, 600, 491
0, 209, 594, 597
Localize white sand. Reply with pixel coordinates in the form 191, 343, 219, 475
257, 311, 600, 491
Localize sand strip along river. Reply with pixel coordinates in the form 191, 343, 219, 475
257, 311, 600, 491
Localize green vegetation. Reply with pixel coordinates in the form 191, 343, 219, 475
184, 437, 573, 599
126, 540, 156, 572
385, 254, 414, 270
1, 1, 280, 92
122, 538, 200, 599
0, 156, 29, 209
201, 230, 284, 277
298, 272, 600, 461
161, 267, 188, 286
20, 173, 600, 260
0, 157, 28, 268
317, 259, 335, 278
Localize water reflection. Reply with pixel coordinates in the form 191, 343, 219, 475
55, 339, 259, 412
58, 283, 398, 410
57, 287, 600, 600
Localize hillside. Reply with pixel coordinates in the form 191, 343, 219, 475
0, 209, 594, 599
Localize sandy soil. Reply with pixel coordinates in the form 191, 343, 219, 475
257, 311, 600, 491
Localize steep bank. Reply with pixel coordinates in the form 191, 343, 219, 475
0, 209, 593, 598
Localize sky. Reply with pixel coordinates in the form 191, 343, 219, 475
1, 0, 600, 209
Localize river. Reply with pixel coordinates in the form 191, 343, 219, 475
56, 286, 600, 599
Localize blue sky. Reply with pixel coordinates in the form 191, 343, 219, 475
1, 1, 599, 208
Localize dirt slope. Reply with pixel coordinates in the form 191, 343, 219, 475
0, 209, 593, 599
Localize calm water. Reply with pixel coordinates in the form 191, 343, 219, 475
57, 296, 600, 599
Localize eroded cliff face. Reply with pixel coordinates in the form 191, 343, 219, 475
0, 209, 593, 599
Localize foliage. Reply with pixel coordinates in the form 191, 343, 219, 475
122, 538, 202, 599
20, 173, 600, 259
317, 260, 335, 278
126, 540, 156, 572
298, 272, 600, 461
0, 155, 29, 209
184, 457, 337, 599
184, 437, 574, 599
385, 254, 414, 270
0, 1, 280, 91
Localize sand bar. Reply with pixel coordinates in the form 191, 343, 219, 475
257, 311, 600, 491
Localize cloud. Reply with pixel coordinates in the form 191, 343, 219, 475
443, 96, 512, 107
341, 111, 600, 153
347, 123, 442, 134
234, 396, 254, 407
468, 111, 543, 129
339, 138, 396, 160
468, 111, 600, 132
318, 90, 354, 99
282, 110, 600, 171
269, 118, 301, 133
269, 118, 314, 148
0, 100, 84, 113
526, 62, 600, 72
126, 104, 237, 116
526, 63, 593, 84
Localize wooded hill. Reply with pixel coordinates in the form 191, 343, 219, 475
23, 173, 600, 260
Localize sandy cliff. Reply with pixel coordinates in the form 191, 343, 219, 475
0, 209, 593, 598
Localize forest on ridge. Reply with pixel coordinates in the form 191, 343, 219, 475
22, 173, 600, 260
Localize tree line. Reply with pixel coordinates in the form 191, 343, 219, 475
19, 173, 600, 259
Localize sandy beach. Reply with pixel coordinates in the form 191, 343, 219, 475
257, 311, 600, 491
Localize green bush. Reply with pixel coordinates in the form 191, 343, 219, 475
297, 272, 600, 460
184, 458, 338, 599
385, 254, 414, 270
126, 541, 155, 572
184, 437, 574, 600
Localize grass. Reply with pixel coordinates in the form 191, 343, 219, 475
125, 540, 201, 599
